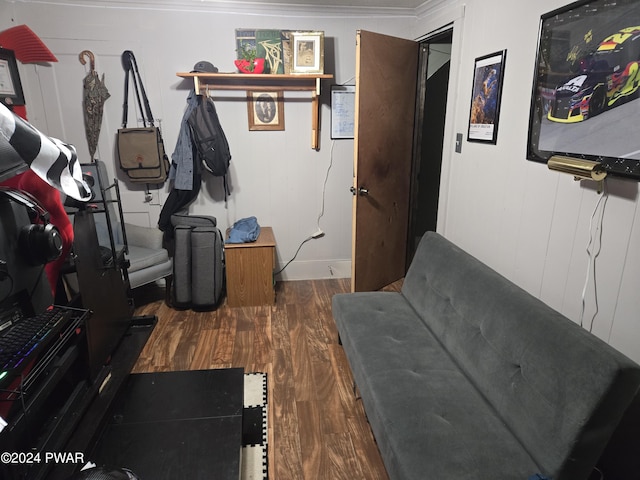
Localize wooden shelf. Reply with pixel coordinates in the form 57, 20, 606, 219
177, 72, 333, 149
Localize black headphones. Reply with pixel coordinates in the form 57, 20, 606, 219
0, 186, 63, 266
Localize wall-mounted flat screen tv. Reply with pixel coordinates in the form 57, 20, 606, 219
527, 0, 640, 180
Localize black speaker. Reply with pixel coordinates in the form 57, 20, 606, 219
0, 186, 63, 265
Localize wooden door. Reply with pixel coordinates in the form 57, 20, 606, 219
351, 30, 419, 292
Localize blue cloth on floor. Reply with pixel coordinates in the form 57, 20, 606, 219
226, 216, 260, 244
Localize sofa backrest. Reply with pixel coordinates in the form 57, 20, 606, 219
402, 231, 640, 479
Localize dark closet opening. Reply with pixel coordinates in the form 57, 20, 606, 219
408, 29, 453, 264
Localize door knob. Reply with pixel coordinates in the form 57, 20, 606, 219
350, 186, 369, 196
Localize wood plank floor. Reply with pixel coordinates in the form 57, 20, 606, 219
130, 279, 399, 480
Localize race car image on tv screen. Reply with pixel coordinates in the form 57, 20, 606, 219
548, 26, 640, 123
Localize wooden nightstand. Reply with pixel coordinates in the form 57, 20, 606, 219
224, 226, 276, 307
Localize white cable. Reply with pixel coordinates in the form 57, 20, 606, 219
279, 139, 335, 276
607, 196, 638, 343
579, 181, 608, 332
316, 139, 335, 231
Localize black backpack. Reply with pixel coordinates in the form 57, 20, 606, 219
188, 95, 231, 193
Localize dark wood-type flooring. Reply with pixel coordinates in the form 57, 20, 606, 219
131, 279, 400, 480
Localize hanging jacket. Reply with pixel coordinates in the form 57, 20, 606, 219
169, 89, 200, 190
158, 90, 202, 233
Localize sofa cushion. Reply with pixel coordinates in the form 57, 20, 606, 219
333, 292, 540, 480
402, 232, 640, 479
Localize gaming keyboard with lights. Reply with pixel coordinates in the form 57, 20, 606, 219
0, 306, 72, 391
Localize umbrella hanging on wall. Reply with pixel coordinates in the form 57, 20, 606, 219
79, 50, 110, 162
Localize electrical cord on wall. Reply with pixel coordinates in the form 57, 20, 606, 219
274, 235, 314, 276
315, 139, 335, 233
275, 139, 336, 277
276, 74, 351, 277
579, 180, 609, 332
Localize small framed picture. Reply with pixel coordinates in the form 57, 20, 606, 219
0, 48, 25, 107
247, 91, 285, 131
467, 50, 507, 144
290, 31, 324, 74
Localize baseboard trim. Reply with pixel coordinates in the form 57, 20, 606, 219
274, 260, 350, 281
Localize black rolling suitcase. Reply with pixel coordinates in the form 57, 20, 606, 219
171, 215, 225, 309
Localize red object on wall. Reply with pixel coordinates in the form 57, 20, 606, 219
0, 25, 57, 63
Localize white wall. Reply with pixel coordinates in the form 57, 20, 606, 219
415, 0, 640, 364
0, 0, 415, 281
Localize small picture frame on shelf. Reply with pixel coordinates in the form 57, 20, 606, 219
290, 31, 324, 74
0, 48, 25, 107
247, 91, 285, 131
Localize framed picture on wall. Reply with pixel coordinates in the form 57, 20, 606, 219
290, 31, 324, 74
467, 50, 507, 144
527, 0, 640, 180
247, 91, 284, 131
0, 48, 25, 107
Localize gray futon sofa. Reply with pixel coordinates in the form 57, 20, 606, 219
332, 232, 640, 480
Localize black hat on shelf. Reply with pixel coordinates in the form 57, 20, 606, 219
191, 60, 218, 73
